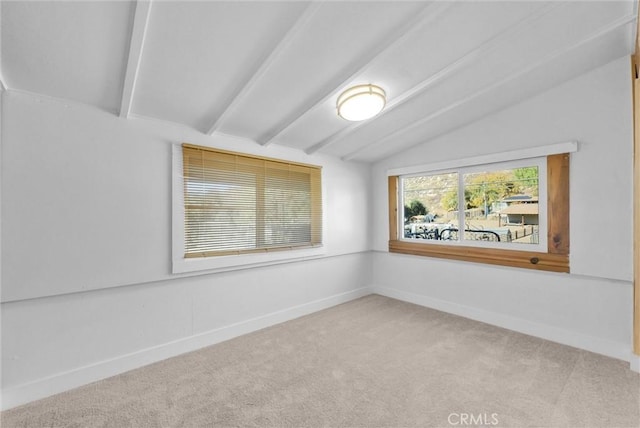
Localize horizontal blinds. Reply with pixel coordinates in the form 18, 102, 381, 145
183, 144, 322, 258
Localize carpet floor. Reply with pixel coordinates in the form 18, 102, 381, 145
2, 294, 639, 427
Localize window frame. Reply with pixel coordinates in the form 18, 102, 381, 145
388, 148, 572, 273
172, 144, 325, 274
398, 157, 548, 252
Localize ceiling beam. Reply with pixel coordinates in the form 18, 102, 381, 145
342, 12, 636, 162
257, 1, 452, 147
206, 2, 322, 136
119, 0, 152, 118
305, 2, 560, 155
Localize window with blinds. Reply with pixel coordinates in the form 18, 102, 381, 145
182, 144, 322, 258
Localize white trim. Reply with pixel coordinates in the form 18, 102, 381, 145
371, 286, 631, 363
387, 141, 577, 176
171, 144, 186, 269
173, 248, 327, 275
119, 0, 152, 118
630, 354, 640, 373
171, 144, 326, 275
0, 287, 371, 411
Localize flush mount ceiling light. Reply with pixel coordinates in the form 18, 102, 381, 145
336, 84, 386, 121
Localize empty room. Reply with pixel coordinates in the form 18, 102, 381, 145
1, 0, 640, 427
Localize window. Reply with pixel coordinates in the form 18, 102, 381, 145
401, 158, 546, 250
388, 152, 570, 272
182, 144, 322, 257
173, 144, 323, 273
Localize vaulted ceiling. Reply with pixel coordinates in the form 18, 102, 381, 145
1, 1, 637, 162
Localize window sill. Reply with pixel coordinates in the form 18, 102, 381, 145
389, 239, 569, 273
172, 245, 326, 274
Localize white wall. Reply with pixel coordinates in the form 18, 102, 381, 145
2, 54, 636, 410
371, 56, 635, 361
0, 90, 372, 408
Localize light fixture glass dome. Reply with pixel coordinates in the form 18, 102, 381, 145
337, 84, 386, 121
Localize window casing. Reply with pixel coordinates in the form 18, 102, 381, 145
173, 144, 324, 274
388, 153, 570, 273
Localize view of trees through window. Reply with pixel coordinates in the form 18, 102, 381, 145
402, 167, 540, 245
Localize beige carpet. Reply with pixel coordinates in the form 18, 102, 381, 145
2, 295, 639, 427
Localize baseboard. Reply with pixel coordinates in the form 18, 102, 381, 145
1, 287, 372, 411
371, 285, 631, 363
631, 354, 640, 373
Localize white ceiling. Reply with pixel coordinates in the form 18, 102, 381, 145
1, 1, 637, 163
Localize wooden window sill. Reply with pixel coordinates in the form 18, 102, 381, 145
389, 239, 569, 272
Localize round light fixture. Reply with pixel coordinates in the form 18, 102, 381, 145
336, 84, 386, 121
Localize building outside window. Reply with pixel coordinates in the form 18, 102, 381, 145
399, 158, 545, 251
